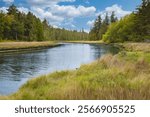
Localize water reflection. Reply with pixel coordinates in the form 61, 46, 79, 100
0, 43, 119, 95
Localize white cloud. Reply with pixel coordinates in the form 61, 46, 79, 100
78, 5, 96, 16
28, 3, 96, 27
26, 0, 96, 27
87, 20, 94, 27
51, 5, 96, 18
31, 7, 64, 24
84, 29, 90, 33
0, 7, 8, 13
27, 0, 75, 7
18, 7, 29, 14
96, 4, 131, 19
2, 0, 14, 3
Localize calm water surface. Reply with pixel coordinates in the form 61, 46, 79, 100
0, 43, 119, 95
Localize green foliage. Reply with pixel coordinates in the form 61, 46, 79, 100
110, 11, 118, 23
7, 4, 19, 16
103, 0, 150, 43
135, 0, 150, 41
103, 13, 109, 25
0, 12, 5, 39
0, 5, 88, 41
89, 12, 117, 41
89, 0, 150, 43
89, 15, 102, 40
103, 14, 137, 43
43, 27, 88, 41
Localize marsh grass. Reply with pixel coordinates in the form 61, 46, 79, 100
0, 41, 57, 51
64, 40, 104, 44
120, 43, 150, 52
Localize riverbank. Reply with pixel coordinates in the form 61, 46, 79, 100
119, 42, 150, 52
0, 42, 150, 100
0, 41, 59, 53
64, 40, 105, 44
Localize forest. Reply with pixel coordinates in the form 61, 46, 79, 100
90, 0, 150, 43
0, 5, 88, 41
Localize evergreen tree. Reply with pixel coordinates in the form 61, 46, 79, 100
0, 12, 5, 39
136, 0, 150, 40
104, 13, 109, 25
98, 13, 111, 39
96, 15, 102, 31
110, 11, 117, 23
89, 15, 102, 40
35, 19, 44, 41
43, 19, 49, 28
7, 4, 19, 16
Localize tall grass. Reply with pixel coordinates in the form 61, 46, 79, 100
120, 42, 150, 52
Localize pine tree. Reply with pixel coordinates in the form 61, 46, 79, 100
24, 12, 34, 41
89, 15, 102, 40
0, 12, 5, 39
43, 19, 49, 28
96, 15, 102, 31
136, 0, 150, 40
110, 11, 117, 23
98, 13, 111, 40
104, 13, 109, 25
7, 4, 19, 16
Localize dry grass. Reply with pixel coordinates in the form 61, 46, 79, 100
0, 96, 9, 100
64, 40, 104, 44
120, 42, 150, 52
0, 41, 58, 51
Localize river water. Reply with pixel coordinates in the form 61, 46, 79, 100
0, 43, 119, 95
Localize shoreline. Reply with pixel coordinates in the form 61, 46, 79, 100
0, 41, 61, 54
63, 40, 105, 44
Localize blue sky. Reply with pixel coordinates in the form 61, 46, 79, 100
0, 0, 141, 32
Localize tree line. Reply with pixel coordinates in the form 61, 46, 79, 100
90, 0, 150, 42
0, 4, 88, 41
89, 11, 117, 40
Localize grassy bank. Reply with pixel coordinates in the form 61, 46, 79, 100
0, 41, 59, 53
64, 40, 104, 44
1, 43, 150, 100
119, 42, 150, 52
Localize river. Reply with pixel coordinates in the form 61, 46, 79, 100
0, 43, 119, 95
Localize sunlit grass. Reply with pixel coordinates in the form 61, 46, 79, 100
0, 41, 57, 50
64, 40, 104, 44
120, 42, 150, 52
